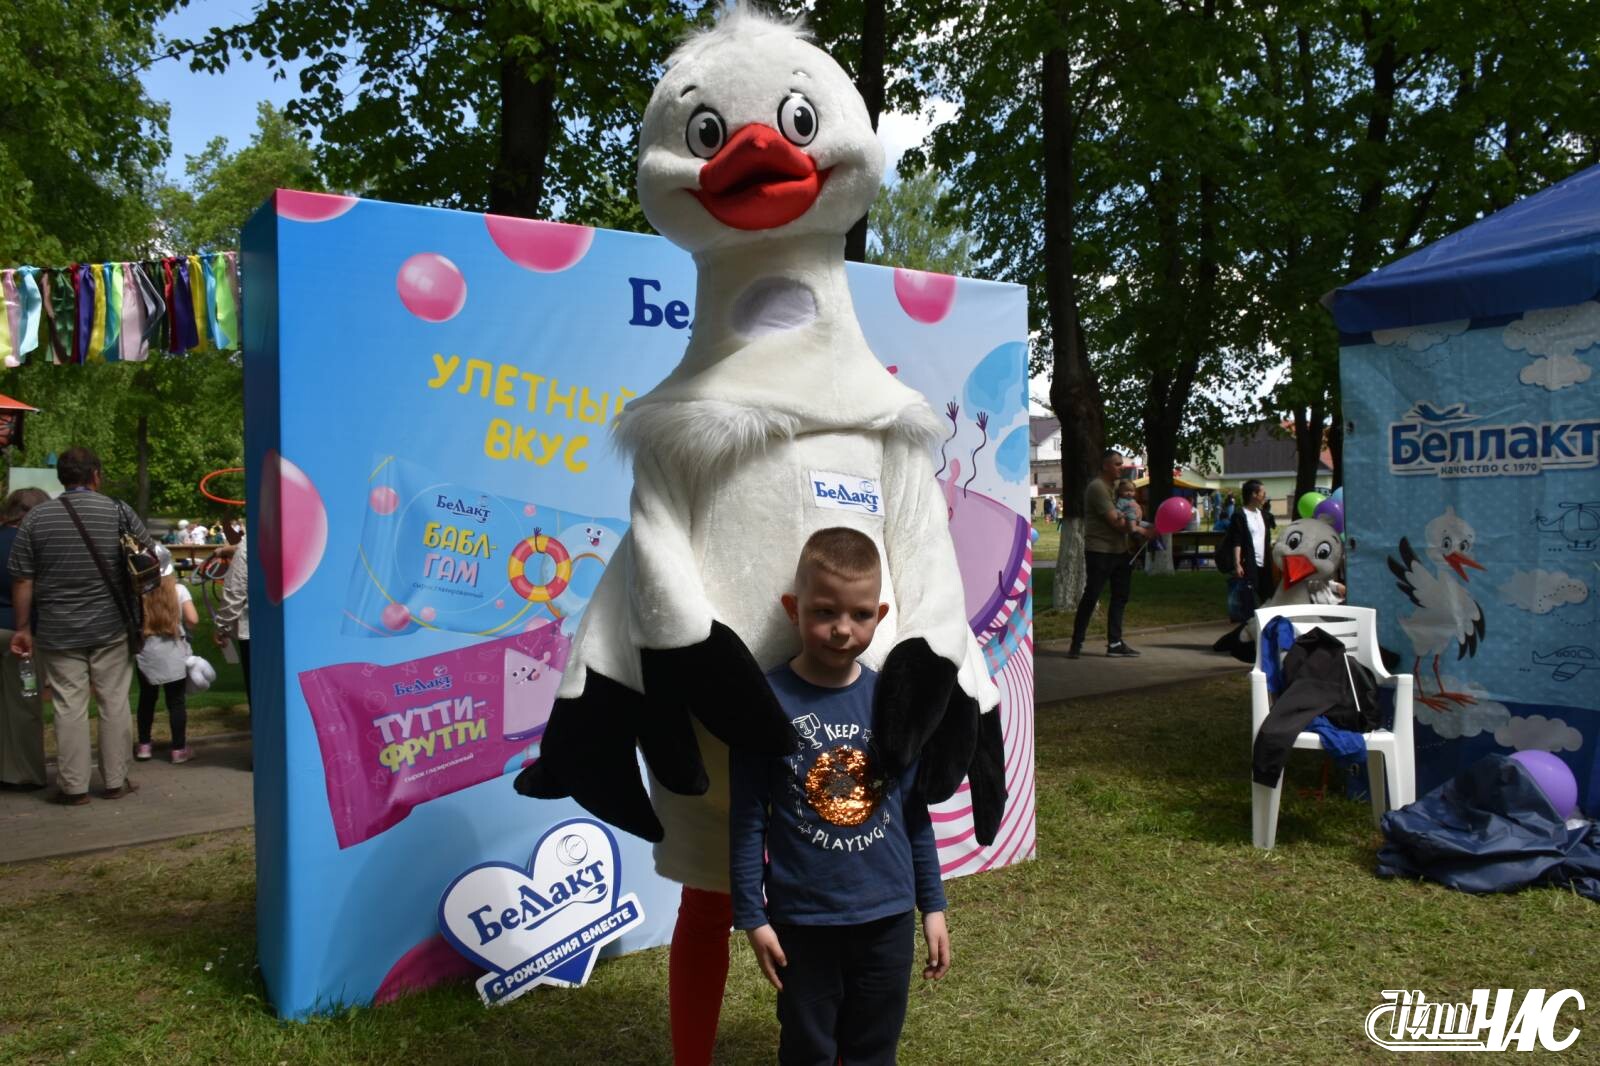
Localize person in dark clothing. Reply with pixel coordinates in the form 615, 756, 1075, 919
731, 528, 949, 1066
0, 488, 51, 789
1067, 449, 1147, 659
1227, 479, 1277, 607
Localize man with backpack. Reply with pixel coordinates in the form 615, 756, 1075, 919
9, 447, 151, 804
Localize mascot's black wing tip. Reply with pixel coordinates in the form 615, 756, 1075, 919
968, 709, 1007, 847
522, 672, 668, 843
642, 621, 795, 756
873, 638, 957, 777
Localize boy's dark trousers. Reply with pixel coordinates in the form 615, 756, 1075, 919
773, 911, 915, 1066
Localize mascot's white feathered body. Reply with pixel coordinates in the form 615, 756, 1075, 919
518, 8, 1005, 891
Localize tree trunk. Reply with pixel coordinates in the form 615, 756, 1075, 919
1042, 14, 1104, 614
491, 42, 559, 218
135, 413, 150, 520
1292, 399, 1325, 502
845, 0, 886, 263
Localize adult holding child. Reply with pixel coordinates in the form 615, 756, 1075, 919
0, 488, 52, 790
1066, 449, 1146, 659
9, 447, 150, 804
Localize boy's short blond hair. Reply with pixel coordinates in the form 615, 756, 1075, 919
795, 527, 881, 589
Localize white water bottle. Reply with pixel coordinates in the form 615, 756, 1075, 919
18, 654, 38, 698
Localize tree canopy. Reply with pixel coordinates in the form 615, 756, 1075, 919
0, 0, 171, 264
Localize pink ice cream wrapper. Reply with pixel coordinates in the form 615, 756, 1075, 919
300, 625, 570, 849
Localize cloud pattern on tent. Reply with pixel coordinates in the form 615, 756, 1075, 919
1503, 300, 1600, 360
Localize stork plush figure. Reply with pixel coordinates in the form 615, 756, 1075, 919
1269, 518, 1345, 607
513, 10, 1006, 1060
1214, 517, 1346, 661
1387, 507, 1487, 710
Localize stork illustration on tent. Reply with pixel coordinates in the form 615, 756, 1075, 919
1387, 507, 1488, 711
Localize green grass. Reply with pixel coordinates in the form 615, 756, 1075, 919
1034, 567, 1230, 642
3, 675, 1591, 1064
39, 582, 251, 755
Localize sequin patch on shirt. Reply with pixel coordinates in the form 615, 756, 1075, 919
804, 745, 880, 826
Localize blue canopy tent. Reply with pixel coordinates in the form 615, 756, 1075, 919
1333, 163, 1600, 814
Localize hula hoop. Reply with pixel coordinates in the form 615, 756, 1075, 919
507, 532, 572, 603
200, 467, 246, 506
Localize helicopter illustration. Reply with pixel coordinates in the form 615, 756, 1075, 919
1534, 502, 1600, 552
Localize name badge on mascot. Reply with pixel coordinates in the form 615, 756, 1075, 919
438, 818, 646, 1006
810, 470, 884, 516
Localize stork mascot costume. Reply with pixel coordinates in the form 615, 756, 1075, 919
514, 8, 1007, 1061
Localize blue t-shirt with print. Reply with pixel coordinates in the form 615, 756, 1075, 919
729, 663, 947, 930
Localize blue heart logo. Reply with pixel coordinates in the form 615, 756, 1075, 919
437, 817, 646, 1004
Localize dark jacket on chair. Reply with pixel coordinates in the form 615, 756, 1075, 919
1253, 625, 1381, 786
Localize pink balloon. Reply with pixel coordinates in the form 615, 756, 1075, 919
258, 450, 328, 605
369, 486, 399, 515
494, 599, 506, 610
381, 603, 412, 631
419, 606, 437, 623
1154, 496, 1194, 536
485, 215, 595, 273
277, 190, 358, 223
396, 253, 467, 322
893, 269, 957, 324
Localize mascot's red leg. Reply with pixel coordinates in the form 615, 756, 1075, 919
669, 886, 732, 1066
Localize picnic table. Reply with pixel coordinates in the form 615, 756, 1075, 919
1170, 530, 1225, 570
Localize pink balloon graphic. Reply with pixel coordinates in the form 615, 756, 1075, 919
277, 190, 358, 223
1154, 496, 1195, 536
369, 486, 399, 515
893, 269, 957, 324
258, 450, 328, 605
382, 603, 412, 631
494, 599, 506, 610
485, 215, 595, 273
523, 504, 537, 516
396, 253, 467, 322
419, 606, 437, 623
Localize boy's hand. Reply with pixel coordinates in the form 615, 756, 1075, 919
746, 925, 787, 990
922, 911, 950, 980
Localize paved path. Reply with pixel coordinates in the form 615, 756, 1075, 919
0, 734, 254, 865
1033, 621, 1246, 704
0, 622, 1245, 864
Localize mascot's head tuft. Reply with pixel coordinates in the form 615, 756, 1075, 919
638, 3, 885, 252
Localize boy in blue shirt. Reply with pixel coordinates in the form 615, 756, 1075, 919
730, 527, 950, 1065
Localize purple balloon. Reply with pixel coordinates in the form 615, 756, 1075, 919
1509, 750, 1579, 819
1313, 496, 1345, 533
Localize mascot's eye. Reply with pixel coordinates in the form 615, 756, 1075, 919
777, 93, 818, 146
1315, 542, 1333, 560
1442, 536, 1452, 551
686, 106, 727, 159
1286, 531, 1302, 549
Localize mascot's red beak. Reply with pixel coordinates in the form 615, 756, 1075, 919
1283, 554, 1316, 587
693, 124, 829, 231
1444, 551, 1484, 582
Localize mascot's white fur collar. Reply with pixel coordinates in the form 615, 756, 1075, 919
611, 234, 943, 473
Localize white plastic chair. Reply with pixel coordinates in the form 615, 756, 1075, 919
1250, 604, 1415, 849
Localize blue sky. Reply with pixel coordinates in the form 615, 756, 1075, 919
141, 1, 313, 179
